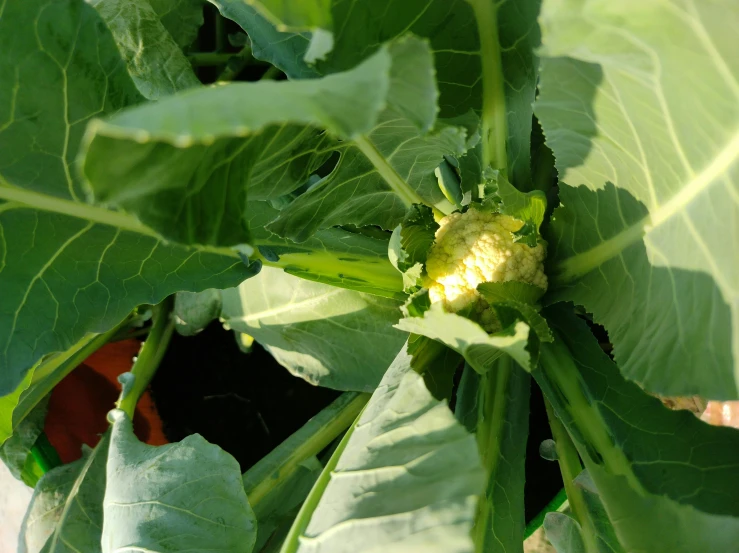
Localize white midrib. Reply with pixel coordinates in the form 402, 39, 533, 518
556, 129, 739, 281
234, 286, 345, 324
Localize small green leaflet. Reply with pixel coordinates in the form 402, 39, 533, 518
535, 0, 739, 398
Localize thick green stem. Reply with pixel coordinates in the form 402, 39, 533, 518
470, 0, 508, 172
244, 392, 369, 508
473, 356, 512, 552
116, 298, 174, 419
544, 398, 599, 553
279, 405, 365, 553
538, 340, 644, 492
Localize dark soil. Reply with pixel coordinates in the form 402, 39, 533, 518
525, 381, 564, 521
150, 322, 340, 472
151, 322, 563, 521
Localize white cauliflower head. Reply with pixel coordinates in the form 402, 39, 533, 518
425, 208, 547, 329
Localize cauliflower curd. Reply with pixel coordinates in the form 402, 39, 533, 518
425, 209, 547, 330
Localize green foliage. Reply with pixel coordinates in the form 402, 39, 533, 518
279, 345, 485, 553
1, 0, 737, 552
536, 0, 739, 399
219, 267, 408, 392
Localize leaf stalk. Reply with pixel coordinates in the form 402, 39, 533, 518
470, 0, 508, 173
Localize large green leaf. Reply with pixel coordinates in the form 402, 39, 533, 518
215, 0, 541, 189
282, 344, 485, 552
89, 0, 200, 100
81, 36, 464, 245
19, 435, 109, 553
456, 361, 530, 553
102, 410, 256, 553
535, 307, 739, 551
0, 0, 252, 395
535, 0, 739, 398
221, 266, 407, 391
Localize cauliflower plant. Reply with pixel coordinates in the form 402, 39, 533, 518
425, 208, 547, 332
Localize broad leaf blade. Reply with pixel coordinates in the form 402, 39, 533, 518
287, 344, 485, 552
102, 410, 256, 553
221, 266, 408, 392
535, 0, 739, 398
0, 0, 252, 395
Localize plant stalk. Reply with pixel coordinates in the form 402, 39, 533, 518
470, 0, 508, 172
116, 297, 174, 419
538, 341, 643, 492
244, 392, 369, 508
354, 135, 445, 218
278, 404, 366, 553
544, 398, 599, 553
473, 356, 512, 552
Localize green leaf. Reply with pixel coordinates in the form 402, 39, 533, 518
544, 513, 586, 553
82, 37, 461, 245
89, 0, 201, 100
535, 0, 739, 398
221, 266, 408, 392
535, 306, 739, 551
0, 0, 252, 395
544, 472, 626, 553
208, 0, 321, 79
281, 344, 485, 553
396, 297, 534, 372
20, 435, 109, 553
102, 409, 256, 553
245, 0, 332, 31
173, 289, 222, 336
458, 360, 530, 553
0, 397, 48, 480
496, 177, 547, 235
216, 0, 541, 187
247, 203, 405, 299
148, 0, 205, 49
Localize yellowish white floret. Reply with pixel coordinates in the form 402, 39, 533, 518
425, 209, 547, 331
